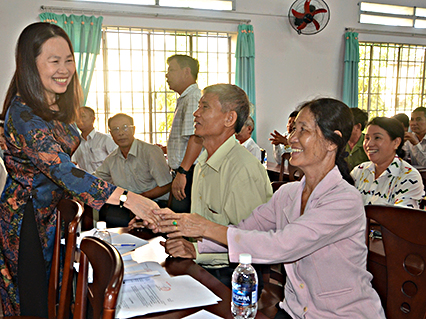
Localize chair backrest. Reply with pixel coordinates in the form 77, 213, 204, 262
365, 205, 426, 319
260, 148, 266, 164
281, 153, 304, 182
74, 237, 124, 319
50, 199, 84, 319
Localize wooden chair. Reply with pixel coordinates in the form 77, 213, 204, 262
74, 237, 124, 319
271, 152, 304, 192
365, 205, 426, 319
50, 199, 84, 319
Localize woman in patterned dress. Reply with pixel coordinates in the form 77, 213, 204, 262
351, 117, 424, 208
0, 22, 159, 316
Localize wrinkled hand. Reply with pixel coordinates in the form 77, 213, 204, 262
172, 173, 186, 201
269, 130, 288, 145
130, 193, 161, 227
153, 208, 208, 238
404, 132, 418, 145
160, 237, 196, 258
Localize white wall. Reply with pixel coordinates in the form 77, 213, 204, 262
1, 0, 426, 159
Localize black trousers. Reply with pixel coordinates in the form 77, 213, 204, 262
170, 165, 195, 213
18, 199, 48, 317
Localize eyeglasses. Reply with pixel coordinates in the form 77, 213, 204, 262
109, 125, 134, 134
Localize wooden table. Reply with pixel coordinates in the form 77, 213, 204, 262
266, 161, 282, 182
120, 227, 268, 319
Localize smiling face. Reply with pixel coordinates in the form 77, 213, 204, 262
288, 108, 335, 172
363, 124, 400, 167
36, 36, 75, 105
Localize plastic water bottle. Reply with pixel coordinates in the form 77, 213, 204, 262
93, 221, 111, 243
263, 152, 268, 169
231, 253, 258, 319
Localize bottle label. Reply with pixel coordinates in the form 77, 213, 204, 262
232, 282, 258, 307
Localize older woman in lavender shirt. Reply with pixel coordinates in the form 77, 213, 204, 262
154, 98, 385, 319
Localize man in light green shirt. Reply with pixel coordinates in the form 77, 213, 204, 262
162, 84, 273, 289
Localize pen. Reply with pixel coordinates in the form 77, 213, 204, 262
113, 243, 136, 247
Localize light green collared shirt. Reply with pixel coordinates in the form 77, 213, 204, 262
191, 136, 273, 268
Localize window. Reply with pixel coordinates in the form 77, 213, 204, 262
358, 42, 426, 118
86, 27, 236, 144
359, 2, 426, 29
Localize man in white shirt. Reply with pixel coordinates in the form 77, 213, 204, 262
71, 107, 117, 173
403, 107, 426, 166
269, 110, 298, 163
235, 116, 262, 161
94, 113, 172, 226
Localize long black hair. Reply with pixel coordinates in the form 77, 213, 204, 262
299, 98, 355, 185
2, 22, 82, 123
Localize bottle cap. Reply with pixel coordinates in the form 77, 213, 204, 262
239, 253, 252, 264
96, 221, 107, 230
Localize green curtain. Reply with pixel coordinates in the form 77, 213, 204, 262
39, 13, 103, 105
235, 24, 257, 139
342, 32, 359, 108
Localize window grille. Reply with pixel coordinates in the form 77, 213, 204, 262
86, 26, 236, 144
358, 42, 426, 118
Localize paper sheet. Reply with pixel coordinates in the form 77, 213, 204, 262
116, 275, 221, 318
123, 260, 169, 281
72, 228, 149, 255
182, 310, 224, 319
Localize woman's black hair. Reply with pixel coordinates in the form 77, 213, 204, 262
298, 98, 355, 185
1, 22, 82, 123
366, 117, 405, 158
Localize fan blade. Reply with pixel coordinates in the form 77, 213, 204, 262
312, 19, 320, 30
312, 8, 327, 15
297, 21, 307, 30
292, 9, 305, 19
304, 0, 311, 13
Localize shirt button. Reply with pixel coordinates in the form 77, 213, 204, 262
303, 306, 307, 312
299, 283, 304, 289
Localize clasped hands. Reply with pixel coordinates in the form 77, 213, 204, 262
130, 208, 208, 259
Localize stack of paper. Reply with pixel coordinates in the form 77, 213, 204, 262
116, 275, 222, 318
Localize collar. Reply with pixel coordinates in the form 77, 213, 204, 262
242, 137, 252, 148
179, 83, 199, 98
119, 139, 138, 159
363, 156, 404, 178
85, 128, 97, 140
198, 135, 238, 172
287, 166, 343, 203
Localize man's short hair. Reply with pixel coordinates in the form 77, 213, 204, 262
392, 113, 409, 129
289, 110, 299, 118
108, 113, 134, 128
80, 106, 95, 117
202, 84, 250, 134
350, 108, 368, 130
412, 107, 426, 117
244, 116, 255, 130
167, 55, 200, 81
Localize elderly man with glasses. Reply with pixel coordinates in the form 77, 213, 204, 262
94, 113, 172, 227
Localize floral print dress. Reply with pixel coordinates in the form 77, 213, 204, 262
0, 96, 117, 315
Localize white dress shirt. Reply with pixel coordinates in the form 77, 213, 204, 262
71, 129, 117, 173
